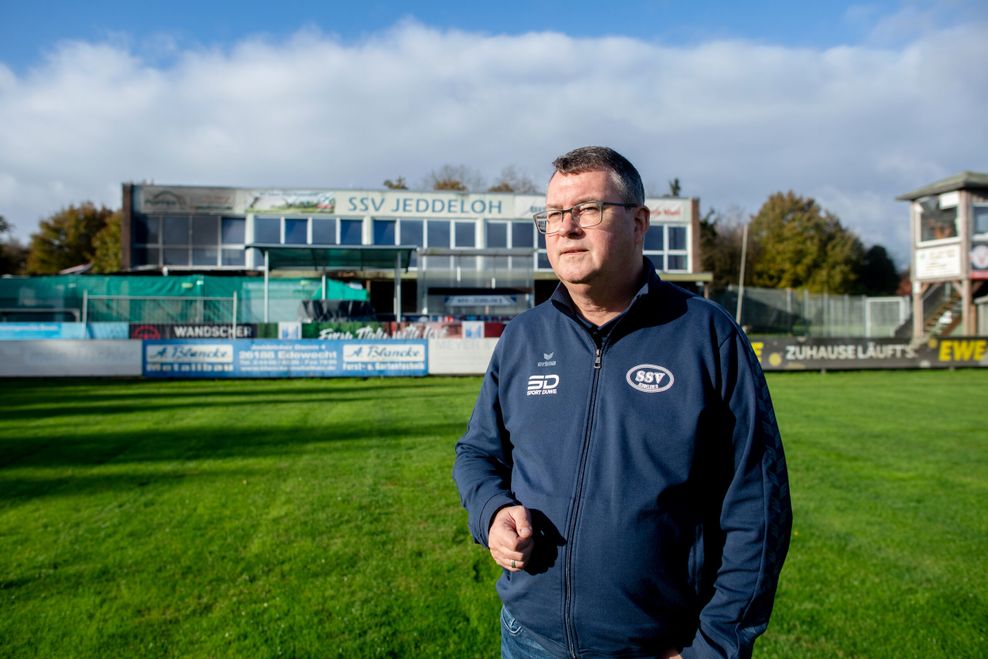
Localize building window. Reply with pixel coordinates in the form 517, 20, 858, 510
285, 218, 308, 244
222, 249, 245, 267
668, 226, 687, 251
221, 217, 245, 243
400, 219, 423, 268
400, 219, 423, 246
454, 221, 475, 247
973, 205, 988, 237
340, 219, 363, 245
373, 219, 397, 245
667, 254, 688, 271
487, 221, 508, 248
192, 216, 218, 246
919, 197, 958, 242
512, 222, 534, 248
164, 248, 189, 266
312, 218, 337, 245
643, 224, 689, 272
254, 217, 280, 243
536, 233, 551, 271
428, 220, 451, 248
644, 226, 664, 250
135, 215, 161, 244
132, 247, 160, 267
192, 248, 219, 267
163, 216, 190, 245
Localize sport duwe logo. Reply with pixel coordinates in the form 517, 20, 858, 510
625, 364, 674, 393
527, 374, 559, 396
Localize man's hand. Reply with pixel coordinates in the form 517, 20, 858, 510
488, 505, 534, 572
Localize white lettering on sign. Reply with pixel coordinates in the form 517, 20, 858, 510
526, 374, 559, 396
625, 364, 675, 393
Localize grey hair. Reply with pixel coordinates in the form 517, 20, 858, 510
551, 146, 645, 205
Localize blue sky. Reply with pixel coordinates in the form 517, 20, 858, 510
0, 0, 928, 69
2, 1, 987, 263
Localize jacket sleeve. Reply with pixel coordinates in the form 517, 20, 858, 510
452, 341, 519, 547
681, 330, 793, 659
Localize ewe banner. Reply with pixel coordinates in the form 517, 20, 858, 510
749, 336, 988, 370
142, 339, 427, 378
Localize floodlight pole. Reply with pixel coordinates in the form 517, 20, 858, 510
394, 251, 403, 323
736, 222, 748, 326
263, 249, 270, 323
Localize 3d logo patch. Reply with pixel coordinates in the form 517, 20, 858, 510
527, 374, 559, 396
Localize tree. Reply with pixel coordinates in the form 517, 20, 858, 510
383, 176, 408, 190
856, 245, 900, 296
423, 164, 485, 192
699, 207, 750, 290
0, 215, 28, 275
666, 178, 682, 197
25, 203, 116, 274
487, 166, 539, 194
747, 191, 865, 294
91, 211, 122, 273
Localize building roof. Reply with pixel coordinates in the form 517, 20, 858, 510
896, 171, 988, 201
247, 244, 416, 272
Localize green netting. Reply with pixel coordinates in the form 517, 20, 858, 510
0, 275, 367, 323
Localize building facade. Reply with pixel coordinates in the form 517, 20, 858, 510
122, 183, 706, 318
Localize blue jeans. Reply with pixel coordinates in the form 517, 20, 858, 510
500, 605, 556, 658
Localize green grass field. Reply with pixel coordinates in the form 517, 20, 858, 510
0, 371, 986, 657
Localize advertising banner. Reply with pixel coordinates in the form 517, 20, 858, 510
88, 323, 130, 339
970, 243, 988, 280
915, 244, 962, 280
297, 320, 506, 340
142, 339, 427, 378
749, 336, 988, 371
0, 340, 142, 377
0, 322, 86, 340
130, 323, 258, 339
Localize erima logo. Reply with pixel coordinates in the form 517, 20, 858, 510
625, 364, 675, 393
537, 351, 557, 367
527, 374, 559, 396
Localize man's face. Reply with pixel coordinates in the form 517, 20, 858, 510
545, 169, 648, 292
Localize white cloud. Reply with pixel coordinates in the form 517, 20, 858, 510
1, 18, 987, 265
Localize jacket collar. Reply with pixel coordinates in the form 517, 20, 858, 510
549, 258, 662, 329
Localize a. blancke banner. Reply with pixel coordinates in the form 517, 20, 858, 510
142, 339, 427, 378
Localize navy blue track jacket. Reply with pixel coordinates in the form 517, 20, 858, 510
453, 267, 792, 658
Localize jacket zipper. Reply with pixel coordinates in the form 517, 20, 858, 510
563, 329, 605, 657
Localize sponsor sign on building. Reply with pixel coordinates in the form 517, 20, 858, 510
915, 244, 963, 280
139, 186, 239, 214
647, 199, 691, 222
142, 339, 427, 378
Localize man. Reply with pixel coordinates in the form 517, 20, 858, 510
453, 146, 791, 658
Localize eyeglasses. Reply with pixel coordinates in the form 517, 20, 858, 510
533, 200, 640, 235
